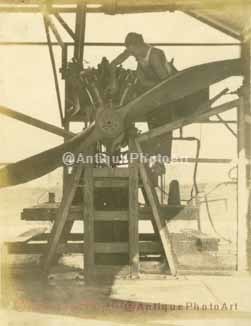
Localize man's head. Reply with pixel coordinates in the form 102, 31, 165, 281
124, 32, 147, 58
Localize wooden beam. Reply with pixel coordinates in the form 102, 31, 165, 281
83, 164, 95, 283
93, 167, 129, 177
237, 37, 251, 272
21, 205, 199, 221
22, 233, 159, 242
42, 163, 84, 273
94, 179, 129, 188
134, 139, 177, 276
0, 105, 74, 138
6, 238, 218, 255
129, 138, 139, 277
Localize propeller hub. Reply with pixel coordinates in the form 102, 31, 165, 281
96, 109, 124, 138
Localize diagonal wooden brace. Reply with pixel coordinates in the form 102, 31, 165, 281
42, 163, 84, 273
133, 139, 177, 276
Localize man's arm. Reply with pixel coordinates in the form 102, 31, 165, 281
151, 49, 174, 80
111, 49, 130, 66
107, 49, 131, 94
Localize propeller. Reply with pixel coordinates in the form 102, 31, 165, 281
0, 123, 96, 188
0, 58, 241, 188
122, 58, 241, 123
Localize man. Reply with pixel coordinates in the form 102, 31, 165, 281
110, 32, 176, 94
109, 32, 177, 157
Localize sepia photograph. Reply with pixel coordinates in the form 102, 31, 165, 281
0, 0, 251, 325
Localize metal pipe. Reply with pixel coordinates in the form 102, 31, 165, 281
74, 2, 86, 64
138, 100, 240, 142
0, 41, 240, 47
44, 14, 65, 49
0, 105, 74, 138
0, 6, 77, 13
0, 0, 244, 10
199, 120, 237, 124
43, 16, 64, 125
184, 158, 232, 163
216, 113, 237, 137
54, 12, 75, 40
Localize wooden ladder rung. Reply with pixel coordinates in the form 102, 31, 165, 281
95, 210, 128, 221
95, 242, 128, 254
93, 167, 129, 178
94, 178, 129, 188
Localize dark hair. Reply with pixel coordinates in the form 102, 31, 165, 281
124, 32, 144, 46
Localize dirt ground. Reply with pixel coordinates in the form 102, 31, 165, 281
1, 184, 249, 325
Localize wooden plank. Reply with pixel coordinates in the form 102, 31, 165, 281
134, 139, 177, 276
95, 210, 128, 221
8, 227, 48, 243
140, 205, 199, 221
1, 244, 10, 307
26, 233, 158, 242
94, 178, 128, 188
5, 237, 218, 255
42, 164, 84, 273
93, 265, 130, 278
83, 165, 95, 283
128, 153, 139, 277
6, 243, 83, 254
93, 167, 129, 178
95, 242, 128, 254
21, 204, 199, 221
140, 241, 162, 254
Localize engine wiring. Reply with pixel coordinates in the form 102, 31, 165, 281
169, 133, 235, 243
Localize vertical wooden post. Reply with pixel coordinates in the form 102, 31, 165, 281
83, 165, 95, 283
128, 138, 139, 278
1, 244, 9, 307
237, 36, 251, 272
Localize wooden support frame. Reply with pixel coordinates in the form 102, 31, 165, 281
128, 138, 139, 278
237, 37, 251, 272
42, 163, 84, 273
134, 139, 177, 276
83, 165, 95, 283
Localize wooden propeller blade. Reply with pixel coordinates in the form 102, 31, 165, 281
122, 58, 241, 123
0, 105, 74, 138
0, 123, 97, 188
